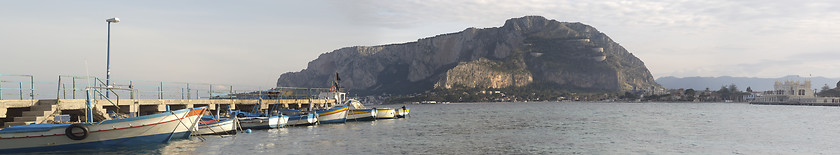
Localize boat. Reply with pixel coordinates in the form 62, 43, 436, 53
286, 113, 317, 126
277, 105, 348, 124
0, 107, 206, 153
374, 108, 396, 119
347, 109, 377, 121
196, 115, 237, 135
237, 115, 289, 129
346, 99, 376, 121
395, 106, 409, 118
313, 105, 349, 123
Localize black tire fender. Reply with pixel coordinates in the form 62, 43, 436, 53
65, 124, 89, 140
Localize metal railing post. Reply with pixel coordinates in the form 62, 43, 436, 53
72, 77, 76, 99
129, 80, 134, 99
29, 75, 34, 100
19, 82, 23, 100
159, 82, 163, 99
57, 76, 62, 99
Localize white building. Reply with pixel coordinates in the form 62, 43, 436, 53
753, 80, 840, 104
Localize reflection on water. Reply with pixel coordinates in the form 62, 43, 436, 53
33, 102, 840, 154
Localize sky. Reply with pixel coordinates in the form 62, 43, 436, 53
3, 0, 840, 91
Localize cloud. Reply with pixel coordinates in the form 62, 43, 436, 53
5, 0, 840, 90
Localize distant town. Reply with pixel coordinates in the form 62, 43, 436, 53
369, 80, 840, 104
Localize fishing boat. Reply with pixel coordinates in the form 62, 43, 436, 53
286, 113, 317, 126
374, 108, 396, 119
345, 99, 376, 121
277, 105, 348, 124
313, 105, 349, 123
347, 109, 377, 121
0, 107, 206, 153
196, 115, 237, 135
237, 115, 289, 129
395, 106, 410, 118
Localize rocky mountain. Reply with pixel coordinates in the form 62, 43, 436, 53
656, 75, 840, 91
277, 16, 661, 95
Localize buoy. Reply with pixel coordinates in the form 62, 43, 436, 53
245, 129, 252, 133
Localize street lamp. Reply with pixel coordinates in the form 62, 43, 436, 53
106, 17, 119, 97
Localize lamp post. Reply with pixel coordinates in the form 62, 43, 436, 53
106, 17, 119, 98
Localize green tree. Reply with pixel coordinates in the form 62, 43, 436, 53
746, 87, 753, 93
727, 84, 739, 93
684, 89, 696, 101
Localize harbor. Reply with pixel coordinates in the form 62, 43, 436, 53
0, 74, 343, 129
0, 73, 412, 153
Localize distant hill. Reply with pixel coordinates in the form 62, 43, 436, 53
276, 16, 661, 95
655, 75, 840, 91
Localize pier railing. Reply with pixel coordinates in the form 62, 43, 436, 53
0, 74, 34, 100
0, 74, 335, 101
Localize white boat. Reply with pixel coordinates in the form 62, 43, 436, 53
278, 105, 349, 125
375, 108, 396, 119
0, 107, 207, 153
237, 115, 289, 129
313, 105, 349, 123
395, 106, 410, 118
196, 116, 237, 135
347, 109, 377, 121
286, 113, 317, 126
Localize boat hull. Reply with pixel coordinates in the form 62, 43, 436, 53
196, 118, 236, 135
0, 107, 206, 153
375, 108, 396, 119
315, 105, 349, 124
395, 108, 410, 118
238, 116, 284, 129
287, 113, 317, 126
347, 109, 377, 121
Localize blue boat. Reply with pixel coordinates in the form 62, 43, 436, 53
0, 87, 207, 153
0, 107, 207, 153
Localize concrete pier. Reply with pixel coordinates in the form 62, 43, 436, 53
1, 98, 336, 128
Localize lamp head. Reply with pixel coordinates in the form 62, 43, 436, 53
106, 18, 120, 23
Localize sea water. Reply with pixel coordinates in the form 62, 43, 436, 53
35, 102, 840, 154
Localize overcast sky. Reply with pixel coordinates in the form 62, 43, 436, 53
3, 0, 840, 89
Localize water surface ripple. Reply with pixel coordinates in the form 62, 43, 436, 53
53, 102, 840, 154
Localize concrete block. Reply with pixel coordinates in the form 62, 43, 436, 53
157, 104, 167, 111
0, 104, 6, 118
22, 110, 50, 116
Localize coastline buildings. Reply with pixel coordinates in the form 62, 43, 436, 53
752, 80, 840, 105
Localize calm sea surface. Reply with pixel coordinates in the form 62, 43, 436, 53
38, 102, 840, 154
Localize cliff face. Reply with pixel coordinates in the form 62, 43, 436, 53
434, 58, 533, 89
277, 16, 660, 95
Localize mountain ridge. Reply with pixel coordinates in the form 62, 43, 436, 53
277, 16, 660, 95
